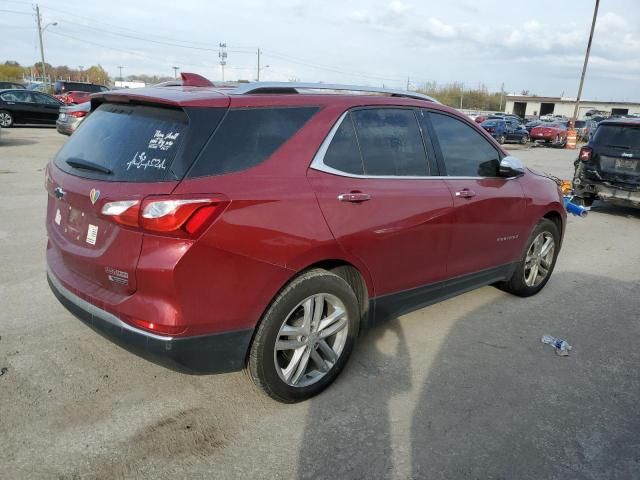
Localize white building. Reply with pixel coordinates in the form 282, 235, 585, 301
504, 95, 640, 119
114, 80, 146, 89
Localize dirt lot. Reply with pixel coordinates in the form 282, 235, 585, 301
1, 127, 639, 479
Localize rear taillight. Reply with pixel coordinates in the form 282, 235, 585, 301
69, 111, 87, 118
579, 146, 593, 162
101, 196, 228, 236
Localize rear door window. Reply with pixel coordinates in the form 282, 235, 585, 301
54, 103, 188, 182
322, 113, 364, 175
188, 107, 318, 177
350, 108, 429, 176
428, 111, 501, 177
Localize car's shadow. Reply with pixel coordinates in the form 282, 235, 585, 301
0, 136, 39, 147
589, 201, 640, 219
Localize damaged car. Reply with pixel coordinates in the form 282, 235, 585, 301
573, 118, 640, 208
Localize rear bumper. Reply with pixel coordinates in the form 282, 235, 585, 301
47, 270, 253, 374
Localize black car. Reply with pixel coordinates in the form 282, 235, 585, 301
573, 118, 640, 208
53, 81, 108, 95
0, 81, 25, 90
0, 89, 63, 127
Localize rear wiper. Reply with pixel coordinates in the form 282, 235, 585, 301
605, 144, 630, 150
66, 158, 112, 174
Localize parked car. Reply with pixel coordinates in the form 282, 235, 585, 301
0, 89, 63, 127
573, 118, 640, 208
56, 101, 90, 135
0, 81, 26, 90
45, 77, 566, 402
53, 81, 108, 95
530, 122, 568, 146
480, 119, 529, 144
55, 90, 92, 105
525, 120, 544, 132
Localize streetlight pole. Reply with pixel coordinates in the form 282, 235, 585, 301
118, 66, 124, 82
172, 66, 179, 79
35, 5, 56, 82
256, 48, 260, 81
572, 0, 600, 125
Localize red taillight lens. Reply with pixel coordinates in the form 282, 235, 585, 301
69, 111, 87, 118
579, 146, 593, 162
101, 200, 140, 227
101, 196, 228, 236
140, 197, 227, 234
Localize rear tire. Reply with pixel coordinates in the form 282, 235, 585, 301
247, 269, 360, 403
520, 135, 529, 144
495, 218, 560, 297
0, 110, 13, 128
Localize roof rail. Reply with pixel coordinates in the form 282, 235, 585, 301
230, 82, 440, 104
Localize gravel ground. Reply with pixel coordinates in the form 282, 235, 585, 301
1, 128, 638, 479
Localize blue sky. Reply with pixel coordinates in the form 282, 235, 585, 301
1, 0, 638, 100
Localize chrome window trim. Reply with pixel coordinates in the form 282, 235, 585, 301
310, 110, 517, 181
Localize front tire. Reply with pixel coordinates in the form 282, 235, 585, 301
520, 134, 529, 144
497, 135, 506, 145
247, 269, 360, 403
0, 110, 13, 128
496, 218, 560, 297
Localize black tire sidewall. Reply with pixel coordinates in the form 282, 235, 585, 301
249, 270, 360, 403
508, 219, 560, 297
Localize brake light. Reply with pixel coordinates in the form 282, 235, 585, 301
579, 146, 593, 162
69, 110, 87, 118
101, 196, 228, 236
101, 200, 140, 227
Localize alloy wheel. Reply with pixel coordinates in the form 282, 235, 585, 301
0, 112, 11, 127
274, 293, 349, 388
524, 232, 555, 287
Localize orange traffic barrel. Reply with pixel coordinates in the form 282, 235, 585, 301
566, 128, 577, 149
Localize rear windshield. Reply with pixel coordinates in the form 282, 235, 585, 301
593, 124, 640, 150
54, 103, 188, 182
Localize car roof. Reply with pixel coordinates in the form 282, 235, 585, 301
597, 118, 640, 127
91, 81, 461, 114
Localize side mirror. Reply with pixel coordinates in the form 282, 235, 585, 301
499, 156, 525, 178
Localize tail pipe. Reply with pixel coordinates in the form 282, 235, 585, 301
563, 197, 588, 217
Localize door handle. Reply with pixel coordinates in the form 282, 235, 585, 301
455, 188, 476, 198
338, 192, 371, 203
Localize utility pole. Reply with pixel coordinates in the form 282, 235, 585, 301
256, 48, 260, 81
117, 66, 124, 82
499, 82, 505, 111
35, 4, 47, 82
172, 66, 179, 79
572, 0, 600, 126
219, 43, 227, 82
460, 83, 464, 109
406, 76, 410, 91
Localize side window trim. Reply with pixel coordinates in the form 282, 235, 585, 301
425, 109, 504, 179
310, 106, 436, 180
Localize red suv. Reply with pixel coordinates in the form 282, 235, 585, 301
46, 74, 566, 402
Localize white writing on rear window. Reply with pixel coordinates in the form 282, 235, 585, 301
126, 151, 167, 171
148, 130, 180, 151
